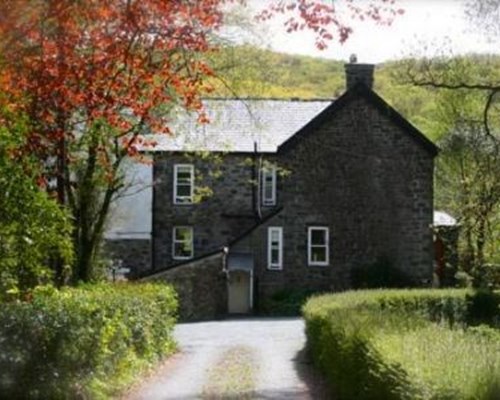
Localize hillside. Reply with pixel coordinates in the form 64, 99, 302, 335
207, 46, 500, 141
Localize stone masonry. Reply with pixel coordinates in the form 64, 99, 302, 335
143, 252, 227, 321
152, 153, 259, 272
104, 238, 151, 278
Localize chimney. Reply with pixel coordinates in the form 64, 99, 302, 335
344, 54, 374, 90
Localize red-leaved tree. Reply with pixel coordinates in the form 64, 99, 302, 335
0, 0, 401, 283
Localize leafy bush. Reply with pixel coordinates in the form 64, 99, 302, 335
473, 264, 500, 290
303, 289, 500, 400
0, 282, 178, 399
350, 257, 414, 289
0, 121, 73, 299
259, 288, 315, 316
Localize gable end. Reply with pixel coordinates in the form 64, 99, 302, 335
278, 83, 439, 157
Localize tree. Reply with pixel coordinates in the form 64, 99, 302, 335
0, 111, 73, 298
0, 1, 229, 283
466, 0, 500, 40
436, 127, 500, 272
0, 0, 402, 283
399, 22, 500, 286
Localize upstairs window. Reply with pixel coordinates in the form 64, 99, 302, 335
268, 227, 283, 270
261, 165, 277, 206
172, 226, 193, 260
174, 164, 194, 204
308, 227, 329, 266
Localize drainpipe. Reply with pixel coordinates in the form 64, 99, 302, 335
253, 141, 262, 220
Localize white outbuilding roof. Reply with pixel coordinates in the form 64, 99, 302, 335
433, 211, 457, 227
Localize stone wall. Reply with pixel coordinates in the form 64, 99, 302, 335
143, 252, 227, 321
104, 238, 151, 278
277, 94, 434, 288
153, 153, 259, 271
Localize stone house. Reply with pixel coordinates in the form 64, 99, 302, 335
105, 62, 438, 319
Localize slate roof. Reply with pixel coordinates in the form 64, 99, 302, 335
146, 86, 438, 156
147, 98, 332, 153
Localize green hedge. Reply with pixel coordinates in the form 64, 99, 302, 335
0, 283, 178, 399
303, 289, 500, 400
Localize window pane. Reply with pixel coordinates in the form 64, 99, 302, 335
271, 248, 280, 264
174, 242, 191, 258
176, 185, 191, 197
311, 247, 326, 262
264, 187, 273, 201
177, 172, 191, 182
175, 165, 193, 204
173, 227, 193, 259
175, 228, 191, 242
262, 167, 276, 205
311, 229, 326, 245
268, 227, 282, 268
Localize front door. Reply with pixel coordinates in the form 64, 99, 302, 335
228, 270, 251, 314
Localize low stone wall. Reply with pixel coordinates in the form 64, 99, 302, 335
104, 239, 152, 278
143, 252, 227, 321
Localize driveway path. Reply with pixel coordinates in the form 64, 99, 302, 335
124, 317, 330, 400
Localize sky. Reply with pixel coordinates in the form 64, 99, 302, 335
241, 0, 499, 63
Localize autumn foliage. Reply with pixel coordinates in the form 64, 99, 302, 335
0, 1, 226, 159
257, 0, 404, 49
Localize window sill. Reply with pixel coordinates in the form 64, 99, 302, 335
173, 256, 194, 261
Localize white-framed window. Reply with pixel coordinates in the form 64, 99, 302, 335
174, 164, 194, 204
268, 227, 283, 270
172, 226, 193, 260
261, 165, 277, 206
308, 227, 329, 266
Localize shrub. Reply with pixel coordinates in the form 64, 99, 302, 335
303, 289, 500, 400
0, 282, 178, 399
0, 123, 73, 299
350, 257, 414, 289
259, 288, 315, 316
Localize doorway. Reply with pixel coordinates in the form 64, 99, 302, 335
228, 270, 252, 314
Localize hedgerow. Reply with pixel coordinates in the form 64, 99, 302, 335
0, 282, 178, 399
303, 289, 500, 400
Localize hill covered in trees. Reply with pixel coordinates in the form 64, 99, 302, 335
207, 45, 500, 141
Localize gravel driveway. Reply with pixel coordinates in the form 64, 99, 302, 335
124, 317, 330, 400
